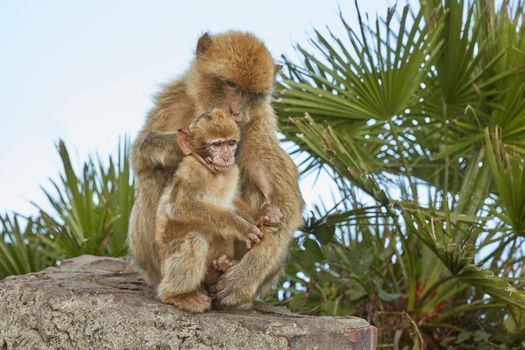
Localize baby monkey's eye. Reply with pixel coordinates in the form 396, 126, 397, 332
227, 140, 237, 147
211, 141, 222, 147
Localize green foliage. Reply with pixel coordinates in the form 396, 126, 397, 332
0, 214, 54, 279
0, 139, 133, 279
38, 139, 134, 258
271, 0, 525, 348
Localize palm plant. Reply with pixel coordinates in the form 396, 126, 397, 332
37, 138, 134, 258
0, 139, 133, 279
0, 214, 54, 279
272, 0, 525, 348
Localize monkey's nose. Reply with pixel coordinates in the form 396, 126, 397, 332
230, 108, 240, 117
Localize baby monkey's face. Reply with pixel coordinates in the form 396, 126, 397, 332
178, 108, 241, 174
205, 138, 238, 173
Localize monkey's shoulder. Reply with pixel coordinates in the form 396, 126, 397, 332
174, 157, 209, 181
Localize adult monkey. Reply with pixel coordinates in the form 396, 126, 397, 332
128, 31, 304, 307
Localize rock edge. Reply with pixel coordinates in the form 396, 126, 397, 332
0, 255, 376, 350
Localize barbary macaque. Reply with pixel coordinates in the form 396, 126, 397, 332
155, 109, 263, 312
128, 31, 304, 308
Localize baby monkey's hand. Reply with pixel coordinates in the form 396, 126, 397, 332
212, 255, 236, 272
259, 205, 283, 227
238, 223, 263, 249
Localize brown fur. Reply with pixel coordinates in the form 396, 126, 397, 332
154, 110, 261, 312
128, 31, 304, 307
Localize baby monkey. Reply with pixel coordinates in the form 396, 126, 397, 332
155, 108, 280, 313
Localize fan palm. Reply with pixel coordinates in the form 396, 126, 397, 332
273, 0, 525, 348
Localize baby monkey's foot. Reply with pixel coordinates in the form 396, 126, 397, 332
259, 205, 283, 227
164, 291, 211, 313
213, 255, 236, 272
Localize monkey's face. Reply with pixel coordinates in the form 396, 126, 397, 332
204, 138, 238, 172
210, 79, 266, 124
191, 32, 278, 124
179, 109, 242, 173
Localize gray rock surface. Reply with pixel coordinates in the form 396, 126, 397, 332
0, 255, 376, 350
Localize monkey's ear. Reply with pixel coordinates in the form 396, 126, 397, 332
274, 64, 283, 75
196, 33, 212, 56
177, 128, 193, 155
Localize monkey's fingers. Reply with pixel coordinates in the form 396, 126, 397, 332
214, 255, 235, 272
251, 225, 264, 239
261, 215, 281, 227
261, 206, 283, 226
246, 232, 261, 244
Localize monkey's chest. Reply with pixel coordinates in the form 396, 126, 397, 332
197, 179, 237, 209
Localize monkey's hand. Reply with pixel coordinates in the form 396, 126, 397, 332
212, 258, 257, 309
208, 255, 236, 286
212, 255, 236, 272
132, 131, 182, 173
237, 224, 263, 249
258, 205, 283, 227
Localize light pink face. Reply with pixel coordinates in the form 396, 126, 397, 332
205, 138, 239, 172
219, 81, 249, 123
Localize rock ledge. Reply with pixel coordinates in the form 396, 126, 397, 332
0, 255, 376, 349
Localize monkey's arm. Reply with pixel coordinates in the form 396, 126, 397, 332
174, 198, 263, 248
131, 130, 183, 174
233, 197, 258, 224
234, 197, 283, 227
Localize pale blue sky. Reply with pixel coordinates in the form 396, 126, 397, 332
0, 0, 390, 214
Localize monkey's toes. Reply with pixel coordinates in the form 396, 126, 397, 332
185, 292, 212, 313
170, 291, 211, 313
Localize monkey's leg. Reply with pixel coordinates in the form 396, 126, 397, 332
215, 228, 291, 308
157, 233, 211, 313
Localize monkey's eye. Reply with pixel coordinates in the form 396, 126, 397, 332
227, 140, 237, 147
225, 80, 237, 89
225, 80, 243, 94
248, 91, 266, 101
211, 141, 222, 147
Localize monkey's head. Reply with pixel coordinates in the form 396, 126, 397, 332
188, 31, 281, 123
177, 108, 241, 173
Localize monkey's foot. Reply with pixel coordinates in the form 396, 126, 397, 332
162, 291, 211, 313
212, 255, 235, 272
213, 266, 255, 308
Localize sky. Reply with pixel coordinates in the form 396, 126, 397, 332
0, 0, 390, 215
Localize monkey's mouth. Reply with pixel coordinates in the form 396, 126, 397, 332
212, 163, 234, 172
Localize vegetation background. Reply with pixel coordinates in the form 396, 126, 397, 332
1, 1, 524, 348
